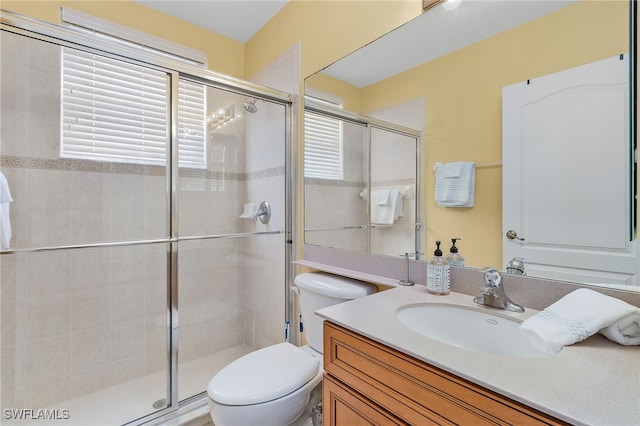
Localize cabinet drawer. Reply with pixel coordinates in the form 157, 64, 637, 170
324, 321, 566, 426
323, 374, 411, 426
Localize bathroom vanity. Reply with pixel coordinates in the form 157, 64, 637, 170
317, 285, 640, 426
323, 322, 564, 425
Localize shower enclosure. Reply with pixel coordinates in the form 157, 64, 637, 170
304, 102, 421, 259
0, 11, 293, 425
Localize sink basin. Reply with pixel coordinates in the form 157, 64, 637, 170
396, 304, 551, 358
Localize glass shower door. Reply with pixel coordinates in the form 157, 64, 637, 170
0, 31, 172, 424
176, 81, 288, 402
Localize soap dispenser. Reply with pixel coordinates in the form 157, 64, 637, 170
426, 240, 450, 295
445, 238, 465, 267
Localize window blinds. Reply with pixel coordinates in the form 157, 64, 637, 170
304, 111, 343, 180
62, 48, 206, 169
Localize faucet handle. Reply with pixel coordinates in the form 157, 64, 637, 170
252, 201, 271, 224
482, 267, 502, 288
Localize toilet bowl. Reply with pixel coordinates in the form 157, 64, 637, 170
207, 272, 376, 426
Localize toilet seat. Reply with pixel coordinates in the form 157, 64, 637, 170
207, 343, 319, 406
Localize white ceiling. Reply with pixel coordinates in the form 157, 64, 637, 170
133, 0, 289, 43
321, 0, 577, 88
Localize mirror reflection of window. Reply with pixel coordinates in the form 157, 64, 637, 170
304, 91, 344, 180
304, 110, 343, 180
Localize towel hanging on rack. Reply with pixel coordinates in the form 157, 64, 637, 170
434, 161, 475, 207
375, 189, 391, 206
0, 171, 13, 250
371, 189, 403, 224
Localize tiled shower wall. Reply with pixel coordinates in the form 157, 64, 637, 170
1, 30, 287, 410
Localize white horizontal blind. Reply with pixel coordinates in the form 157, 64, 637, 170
61, 9, 206, 169
62, 49, 167, 165
304, 111, 343, 180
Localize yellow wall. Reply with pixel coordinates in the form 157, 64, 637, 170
1, 0, 245, 77
246, 0, 422, 82
361, 1, 628, 267
305, 73, 363, 112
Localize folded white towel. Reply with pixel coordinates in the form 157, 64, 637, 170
434, 162, 475, 207
375, 189, 391, 206
519, 289, 640, 354
441, 161, 464, 178
0, 171, 13, 250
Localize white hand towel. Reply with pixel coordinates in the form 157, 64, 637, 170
375, 189, 391, 206
371, 189, 403, 225
519, 288, 640, 354
392, 189, 403, 220
0, 171, 13, 250
434, 162, 475, 207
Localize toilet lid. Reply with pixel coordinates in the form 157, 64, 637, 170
207, 343, 319, 406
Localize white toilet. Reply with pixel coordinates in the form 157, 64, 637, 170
206, 272, 376, 426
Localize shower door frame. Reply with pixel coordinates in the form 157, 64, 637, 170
0, 10, 295, 425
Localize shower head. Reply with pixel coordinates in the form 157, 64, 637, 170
243, 99, 258, 113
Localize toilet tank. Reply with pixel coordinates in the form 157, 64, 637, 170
294, 272, 376, 353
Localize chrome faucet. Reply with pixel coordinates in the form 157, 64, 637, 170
505, 257, 526, 275
473, 267, 524, 312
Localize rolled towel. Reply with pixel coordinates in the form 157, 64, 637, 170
518, 288, 640, 354
599, 312, 640, 346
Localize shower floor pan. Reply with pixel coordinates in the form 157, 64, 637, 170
4, 344, 253, 426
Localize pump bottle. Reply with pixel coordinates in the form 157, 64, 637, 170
426, 240, 450, 295
445, 238, 465, 267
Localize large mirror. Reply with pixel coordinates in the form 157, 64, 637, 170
304, 0, 638, 290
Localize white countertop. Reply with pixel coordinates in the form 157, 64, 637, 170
316, 285, 640, 426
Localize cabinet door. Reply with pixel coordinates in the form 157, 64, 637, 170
324, 322, 567, 426
323, 374, 412, 426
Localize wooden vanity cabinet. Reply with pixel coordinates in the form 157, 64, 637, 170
323, 321, 567, 426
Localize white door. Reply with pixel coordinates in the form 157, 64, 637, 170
502, 54, 638, 287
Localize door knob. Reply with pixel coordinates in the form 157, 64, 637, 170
506, 230, 525, 241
